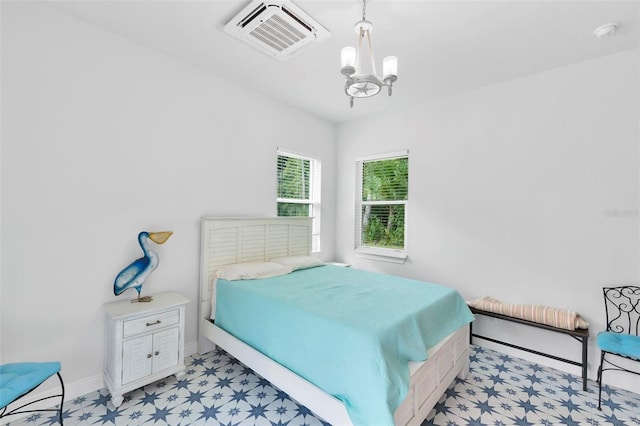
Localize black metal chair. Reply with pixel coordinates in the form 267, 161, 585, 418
0, 361, 65, 424
597, 285, 640, 410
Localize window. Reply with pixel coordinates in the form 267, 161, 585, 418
355, 150, 408, 259
277, 149, 321, 252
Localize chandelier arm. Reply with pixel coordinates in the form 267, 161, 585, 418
356, 27, 364, 74
365, 29, 377, 77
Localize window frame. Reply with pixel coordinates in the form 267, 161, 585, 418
277, 148, 321, 252
355, 150, 408, 262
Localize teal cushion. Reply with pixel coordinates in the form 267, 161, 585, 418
0, 362, 61, 409
597, 331, 640, 360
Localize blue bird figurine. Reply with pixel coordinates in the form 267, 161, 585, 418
114, 231, 173, 302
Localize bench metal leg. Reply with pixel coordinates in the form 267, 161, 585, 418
581, 336, 588, 391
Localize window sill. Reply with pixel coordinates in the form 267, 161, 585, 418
355, 247, 407, 264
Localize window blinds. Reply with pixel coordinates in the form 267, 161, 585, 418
277, 150, 321, 251
355, 151, 408, 251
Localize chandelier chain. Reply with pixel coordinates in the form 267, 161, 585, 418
361, 0, 366, 22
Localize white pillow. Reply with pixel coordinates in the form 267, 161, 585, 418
215, 262, 293, 281
270, 255, 325, 271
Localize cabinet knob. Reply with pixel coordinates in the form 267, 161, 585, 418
147, 354, 152, 359
154, 351, 159, 356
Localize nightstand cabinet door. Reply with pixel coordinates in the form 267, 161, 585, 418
122, 335, 153, 384
152, 327, 179, 372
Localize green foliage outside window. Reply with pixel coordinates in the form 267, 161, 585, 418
361, 157, 408, 249
277, 202, 310, 217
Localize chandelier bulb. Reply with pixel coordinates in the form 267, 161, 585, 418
341, 47, 357, 75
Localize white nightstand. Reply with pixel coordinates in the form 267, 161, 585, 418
103, 292, 189, 407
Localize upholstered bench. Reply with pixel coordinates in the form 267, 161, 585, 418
469, 307, 590, 391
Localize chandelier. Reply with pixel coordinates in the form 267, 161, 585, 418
340, 0, 397, 108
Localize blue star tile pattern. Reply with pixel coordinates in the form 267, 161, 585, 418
424, 347, 640, 426
5, 346, 640, 425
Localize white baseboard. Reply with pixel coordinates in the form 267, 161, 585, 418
0, 341, 199, 425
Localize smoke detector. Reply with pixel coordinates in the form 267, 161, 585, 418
594, 23, 619, 38
223, 1, 330, 61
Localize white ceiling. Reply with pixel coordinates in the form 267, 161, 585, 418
45, 1, 639, 124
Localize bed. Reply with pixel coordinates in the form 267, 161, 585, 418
198, 217, 473, 426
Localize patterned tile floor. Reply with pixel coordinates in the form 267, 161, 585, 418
6, 345, 640, 426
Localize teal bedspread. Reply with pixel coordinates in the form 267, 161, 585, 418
215, 265, 474, 426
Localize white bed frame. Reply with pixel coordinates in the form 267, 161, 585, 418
198, 217, 470, 426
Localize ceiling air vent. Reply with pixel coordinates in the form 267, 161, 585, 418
223, 0, 329, 61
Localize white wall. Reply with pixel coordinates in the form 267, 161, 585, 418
0, 1, 335, 397
336, 49, 640, 392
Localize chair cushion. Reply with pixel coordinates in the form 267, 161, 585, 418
597, 331, 640, 360
0, 362, 61, 409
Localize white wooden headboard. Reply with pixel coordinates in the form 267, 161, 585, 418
198, 217, 312, 353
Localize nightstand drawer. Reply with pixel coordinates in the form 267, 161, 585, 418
123, 309, 180, 338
